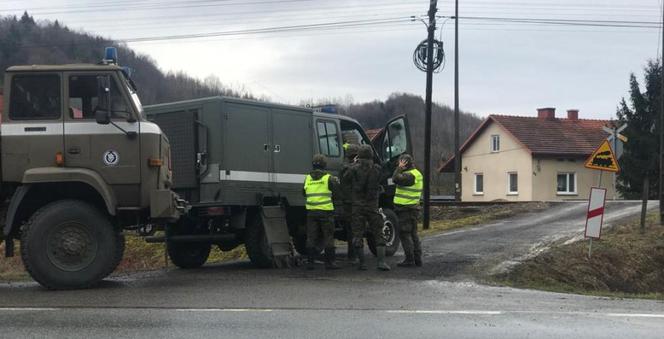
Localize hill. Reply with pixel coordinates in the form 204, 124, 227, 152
0, 12, 250, 104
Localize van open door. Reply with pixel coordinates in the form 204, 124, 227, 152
371, 115, 411, 170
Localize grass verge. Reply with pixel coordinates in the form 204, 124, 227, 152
493, 213, 664, 300
0, 202, 540, 282
422, 202, 549, 237
0, 233, 248, 282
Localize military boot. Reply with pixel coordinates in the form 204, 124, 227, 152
356, 246, 368, 271
325, 247, 340, 270
397, 254, 415, 267
306, 248, 316, 270
376, 246, 391, 271
414, 250, 423, 267
398, 237, 415, 267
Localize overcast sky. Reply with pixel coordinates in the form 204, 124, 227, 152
3, 0, 662, 119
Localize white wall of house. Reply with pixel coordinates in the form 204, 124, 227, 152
531, 158, 617, 201
461, 123, 533, 201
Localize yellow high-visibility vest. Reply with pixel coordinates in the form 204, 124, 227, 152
304, 173, 334, 211
343, 143, 350, 151
393, 168, 423, 206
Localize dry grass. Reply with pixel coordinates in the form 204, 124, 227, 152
422, 202, 549, 236
0, 233, 248, 282
495, 214, 664, 299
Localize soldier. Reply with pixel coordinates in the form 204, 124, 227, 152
392, 154, 423, 267
303, 154, 340, 270
346, 145, 390, 271
339, 144, 359, 263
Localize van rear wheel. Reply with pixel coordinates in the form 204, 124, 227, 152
167, 243, 211, 269
21, 200, 123, 290
244, 212, 273, 268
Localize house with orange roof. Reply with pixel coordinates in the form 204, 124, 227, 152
439, 108, 616, 201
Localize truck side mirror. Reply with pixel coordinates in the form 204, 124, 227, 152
96, 75, 111, 125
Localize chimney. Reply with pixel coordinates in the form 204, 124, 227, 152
567, 109, 579, 120
537, 107, 556, 120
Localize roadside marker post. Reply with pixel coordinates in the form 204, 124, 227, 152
585, 187, 607, 258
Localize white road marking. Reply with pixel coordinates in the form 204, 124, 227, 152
176, 308, 273, 312
386, 310, 502, 315
606, 313, 664, 318
1, 307, 663, 319
0, 307, 59, 311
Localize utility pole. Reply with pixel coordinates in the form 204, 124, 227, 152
453, 0, 461, 201
423, 0, 437, 230
660, 0, 664, 226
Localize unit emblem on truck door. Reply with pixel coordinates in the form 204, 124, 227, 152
103, 150, 120, 166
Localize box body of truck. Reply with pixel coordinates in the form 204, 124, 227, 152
146, 96, 412, 265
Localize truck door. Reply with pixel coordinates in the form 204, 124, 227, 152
63, 73, 141, 206
271, 109, 311, 205
314, 118, 343, 174
371, 115, 412, 173
1, 73, 65, 181
221, 102, 272, 203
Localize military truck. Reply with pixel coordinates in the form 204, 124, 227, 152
0, 48, 182, 289
145, 97, 411, 268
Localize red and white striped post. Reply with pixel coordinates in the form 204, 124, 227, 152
585, 187, 607, 258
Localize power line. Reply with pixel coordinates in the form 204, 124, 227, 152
437, 16, 662, 29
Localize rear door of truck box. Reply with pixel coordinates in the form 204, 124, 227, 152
220, 101, 272, 205
271, 108, 312, 206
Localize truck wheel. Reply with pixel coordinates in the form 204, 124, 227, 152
367, 208, 400, 257
244, 212, 273, 268
167, 243, 211, 269
20, 200, 123, 290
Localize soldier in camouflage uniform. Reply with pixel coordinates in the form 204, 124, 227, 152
303, 154, 340, 270
392, 154, 423, 267
338, 144, 359, 262
345, 145, 390, 271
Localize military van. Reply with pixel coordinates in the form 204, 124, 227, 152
145, 97, 411, 268
0, 48, 182, 289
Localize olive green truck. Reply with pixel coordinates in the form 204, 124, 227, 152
0, 49, 183, 289
0, 49, 412, 289
144, 98, 412, 269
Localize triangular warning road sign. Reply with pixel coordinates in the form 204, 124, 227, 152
584, 140, 620, 173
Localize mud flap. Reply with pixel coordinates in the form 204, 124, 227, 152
261, 206, 294, 268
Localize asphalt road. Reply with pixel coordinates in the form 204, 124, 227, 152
0, 201, 662, 338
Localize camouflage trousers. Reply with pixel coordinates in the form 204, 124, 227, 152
397, 208, 421, 259
351, 206, 385, 247
306, 211, 335, 249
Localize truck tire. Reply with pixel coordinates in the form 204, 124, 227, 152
166, 218, 211, 269
167, 243, 211, 269
367, 208, 400, 257
244, 212, 273, 268
20, 200, 124, 290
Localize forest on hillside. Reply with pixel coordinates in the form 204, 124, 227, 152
0, 13, 482, 193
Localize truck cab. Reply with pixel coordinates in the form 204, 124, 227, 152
0, 49, 180, 289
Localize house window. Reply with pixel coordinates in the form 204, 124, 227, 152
474, 173, 484, 195
491, 135, 500, 152
507, 172, 518, 195
557, 172, 577, 194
